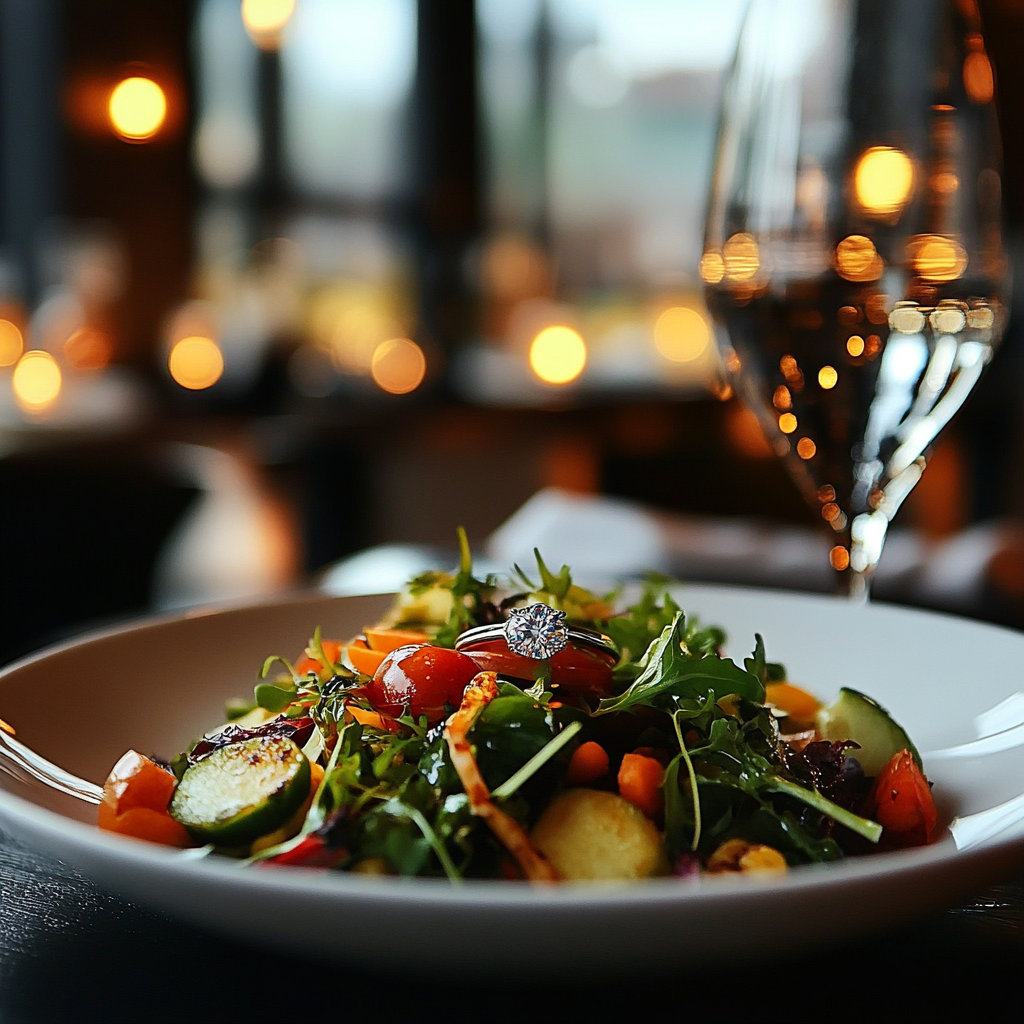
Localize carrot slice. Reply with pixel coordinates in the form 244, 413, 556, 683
565, 741, 610, 786
345, 644, 386, 676
617, 753, 665, 818
765, 682, 820, 723
364, 627, 430, 654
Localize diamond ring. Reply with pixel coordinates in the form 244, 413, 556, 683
455, 603, 616, 662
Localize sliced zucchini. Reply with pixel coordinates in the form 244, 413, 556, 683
816, 687, 921, 777
170, 736, 310, 846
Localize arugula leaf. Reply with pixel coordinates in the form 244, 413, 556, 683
431, 527, 499, 648
254, 681, 297, 713
688, 715, 882, 845
594, 613, 764, 715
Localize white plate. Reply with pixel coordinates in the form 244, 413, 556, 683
0, 585, 1021, 973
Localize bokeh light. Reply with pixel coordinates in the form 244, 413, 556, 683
169, 335, 224, 390
854, 146, 914, 217
242, 0, 296, 48
12, 350, 62, 410
846, 335, 866, 357
778, 413, 797, 434
963, 48, 994, 104
529, 325, 587, 385
722, 233, 760, 281
108, 77, 167, 141
0, 319, 24, 366
797, 437, 817, 459
818, 365, 838, 389
908, 234, 968, 282
653, 306, 709, 363
835, 235, 883, 282
371, 338, 426, 394
830, 545, 850, 570
699, 251, 725, 284
772, 385, 791, 411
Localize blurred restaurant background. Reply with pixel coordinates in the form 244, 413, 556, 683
1, 0, 1024, 665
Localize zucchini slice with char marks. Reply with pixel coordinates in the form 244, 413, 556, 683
170, 736, 311, 846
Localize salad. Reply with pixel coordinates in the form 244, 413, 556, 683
98, 532, 938, 882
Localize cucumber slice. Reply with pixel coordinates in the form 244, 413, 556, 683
170, 736, 310, 846
816, 687, 921, 777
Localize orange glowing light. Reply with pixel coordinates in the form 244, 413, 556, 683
865, 292, 890, 324
169, 335, 224, 390
12, 350, 62, 410
847, 335, 865, 357
963, 49, 994, 104
865, 335, 882, 359
931, 170, 960, 195
835, 235, 883, 282
0, 319, 24, 366
109, 77, 167, 141
529, 325, 586, 385
726, 404, 773, 459
778, 413, 797, 434
908, 234, 968, 282
853, 146, 914, 217
818, 485, 836, 502
64, 328, 113, 371
699, 251, 725, 284
837, 305, 861, 326
822, 502, 840, 523
722, 233, 760, 281
242, 0, 296, 49
796, 437, 817, 459
653, 306, 709, 363
818, 365, 838, 389
830, 545, 850, 570
772, 385, 792, 411
371, 338, 427, 395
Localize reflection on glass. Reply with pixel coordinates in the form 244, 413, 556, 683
704, 0, 1008, 597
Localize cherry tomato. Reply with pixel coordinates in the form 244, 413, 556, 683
864, 748, 937, 847
459, 637, 615, 696
366, 644, 480, 722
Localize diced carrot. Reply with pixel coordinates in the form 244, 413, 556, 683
864, 749, 937, 847
296, 639, 345, 678
765, 682, 821, 723
345, 644, 386, 676
102, 750, 177, 816
98, 750, 193, 847
565, 741, 610, 786
363, 627, 430, 654
98, 806, 194, 847
617, 752, 665, 819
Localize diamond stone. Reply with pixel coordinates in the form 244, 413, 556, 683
505, 604, 569, 660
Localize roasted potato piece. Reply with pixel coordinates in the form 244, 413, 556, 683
705, 838, 788, 875
530, 788, 667, 881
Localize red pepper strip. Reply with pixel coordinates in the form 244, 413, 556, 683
443, 671, 559, 884
263, 834, 348, 869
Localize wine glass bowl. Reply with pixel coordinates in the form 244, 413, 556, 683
703, 0, 1008, 597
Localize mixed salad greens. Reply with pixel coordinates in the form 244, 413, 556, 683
98, 532, 938, 881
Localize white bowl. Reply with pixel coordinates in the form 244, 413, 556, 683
0, 585, 1021, 973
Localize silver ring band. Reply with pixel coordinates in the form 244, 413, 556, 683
455, 603, 616, 662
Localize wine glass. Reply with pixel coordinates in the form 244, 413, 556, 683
702, 0, 1008, 598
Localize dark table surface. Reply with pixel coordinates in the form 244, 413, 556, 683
0, 826, 1020, 1024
